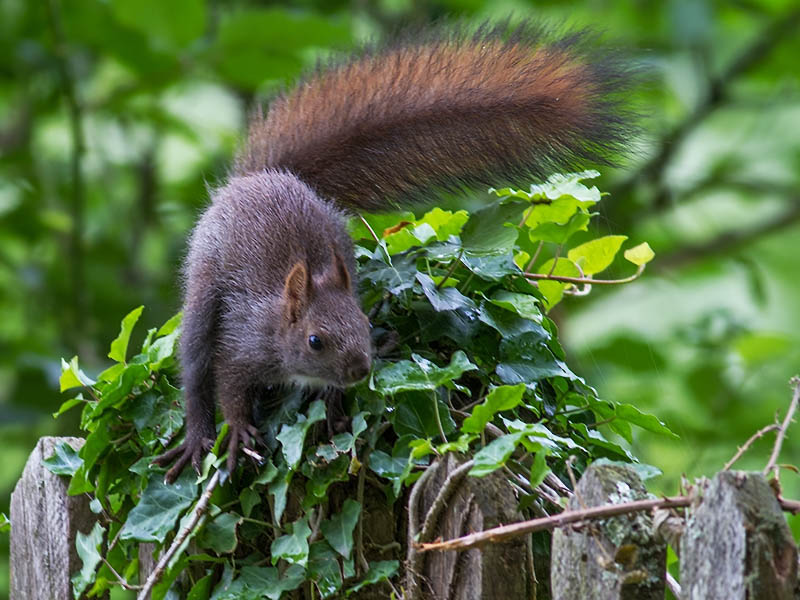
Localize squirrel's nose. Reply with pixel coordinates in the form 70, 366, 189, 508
345, 353, 371, 383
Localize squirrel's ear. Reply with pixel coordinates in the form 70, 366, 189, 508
327, 248, 351, 291
283, 261, 311, 323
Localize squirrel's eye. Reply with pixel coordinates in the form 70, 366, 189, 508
308, 335, 323, 351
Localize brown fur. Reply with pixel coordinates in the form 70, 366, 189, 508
238, 22, 634, 210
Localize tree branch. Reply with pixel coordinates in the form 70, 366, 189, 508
764, 376, 800, 479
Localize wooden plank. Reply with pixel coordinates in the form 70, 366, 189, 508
10, 436, 94, 600
681, 470, 797, 599
551, 463, 666, 599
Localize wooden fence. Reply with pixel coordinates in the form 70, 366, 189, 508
9, 437, 800, 599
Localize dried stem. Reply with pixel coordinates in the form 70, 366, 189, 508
723, 423, 779, 471
764, 376, 800, 479
137, 470, 221, 600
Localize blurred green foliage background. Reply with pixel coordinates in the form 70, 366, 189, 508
1, 0, 799, 594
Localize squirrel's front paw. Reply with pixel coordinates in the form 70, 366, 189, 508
153, 436, 214, 483
226, 423, 265, 474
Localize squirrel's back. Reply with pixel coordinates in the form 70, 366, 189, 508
237, 22, 635, 212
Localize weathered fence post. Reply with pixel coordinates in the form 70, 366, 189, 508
550, 463, 666, 599
681, 470, 797, 599
10, 436, 95, 599
408, 454, 532, 599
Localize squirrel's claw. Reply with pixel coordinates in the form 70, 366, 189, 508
225, 424, 266, 474
153, 437, 213, 483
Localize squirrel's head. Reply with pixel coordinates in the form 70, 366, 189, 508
278, 251, 372, 389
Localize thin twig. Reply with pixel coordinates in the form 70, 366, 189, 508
723, 423, 780, 471
137, 470, 221, 600
666, 572, 682, 599
419, 460, 475, 543
418, 494, 800, 553
764, 377, 800, 479
406, 460, 441, 600
102, 556, 142, 591
418, 496, 691, 553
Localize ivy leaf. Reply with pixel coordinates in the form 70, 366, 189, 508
623, 242, 655, 266
462, 384, 526, 434
59, 356, 96, 392
470, 433, 524, 477
271, 516, 312, 567
390, 391, 456, 439
198, 512, 242, 554
488, 290, 543, 322
536, 258, 582, 310
308, 541, 344, 598
120, 470, 197, 543
321, 499, 361, 558
277, 399, 326, 469
71, 521, 105, 599
372, 351, 476, 395
108, 305, 144, 363
346, 560, 400, 595
416, 273, 476, 312
616, 403, 678, 438
43, 440, 83, 476
567, 235, 628, 276
461, 201, 526, 255
529, 451, 551, 489
496, 333, 575, 385
0, 513, 9, 533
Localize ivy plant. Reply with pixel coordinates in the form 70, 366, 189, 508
50, 171, 668, 599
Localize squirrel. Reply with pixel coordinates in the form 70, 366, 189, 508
154, 22, 634, 482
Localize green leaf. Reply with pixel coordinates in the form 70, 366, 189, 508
496, 333, 575, 385
416, 273, 476, 312
71, 522, 105, 599
59, 356, 96, 392
461, 201, 526, 255
536, 258, 582, 310
567, 235, 628, 276
488, 290, 543, 322
623, 242, 655, 266
108, 305, 144, 363
390, 392, 457, 439
470, 433, 524, 477
616, 404, 678, 438
277, 399, 326, 469
239, 488, 261, 518
529, 451, 551, 489
271, 516, 311, 567
198, 512, 242, 554
346, 560, 400, 595
373, 351, 476, 395
528, 210, 591, 245
462, 384, 526, 434
321, 499, 361, 558
120, 470, 198, 543
43, 440, 83, 476
187, 574, 214, 600
0, 512, 10, 533
308, 541, 344, 598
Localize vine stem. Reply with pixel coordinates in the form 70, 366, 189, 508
137, 470, 221, 600
523, 263, 646, 286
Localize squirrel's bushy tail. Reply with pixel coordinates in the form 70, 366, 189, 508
238, 22, 636, 212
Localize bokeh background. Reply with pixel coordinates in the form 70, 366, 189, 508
2, 0, 799, 594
